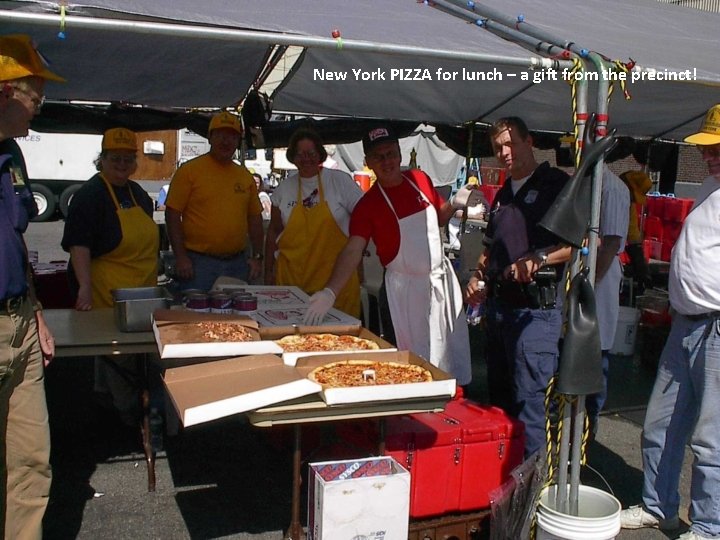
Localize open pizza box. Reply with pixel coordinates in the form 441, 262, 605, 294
294, 351, 457, 406
163, 354, 322, 427
213, 284, 311, 306
152, 309, 284, 359
252, 305, 361, 327
259, 325, 397, 366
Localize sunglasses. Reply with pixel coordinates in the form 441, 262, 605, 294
14, 86, 45, 112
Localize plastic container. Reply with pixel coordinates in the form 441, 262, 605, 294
112, 286, 172, 332
353, 171, 372, 192
537, 485, 620, 540
610, 306, 640, 356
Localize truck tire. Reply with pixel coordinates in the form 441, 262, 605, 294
30, 184, 57, 222
59, 184, 82, 218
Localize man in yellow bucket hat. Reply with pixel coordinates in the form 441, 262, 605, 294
620, 104, 720, 540
0, 33, 64, 539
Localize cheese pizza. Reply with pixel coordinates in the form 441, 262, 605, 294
275, 333, 380, 353
308, 360, 433, 388
196, 321, 255, 342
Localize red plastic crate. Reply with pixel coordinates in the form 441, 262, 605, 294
384, 399, 524, 518
662, 221, 683, 244
663, 197, 694, 222
646, 195, 666, 219
661, 241, 674, 262
479, 184, 502, 207
643, 216, 664, 242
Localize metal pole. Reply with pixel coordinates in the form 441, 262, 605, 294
569, 396, 586, 515
0, 10, 572, 70
555, 398, 572, 513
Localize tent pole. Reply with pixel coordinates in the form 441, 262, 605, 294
0, 10, 573, 71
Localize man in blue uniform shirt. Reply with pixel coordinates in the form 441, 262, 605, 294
465, 117, 571, 457
0, 34, 64, 539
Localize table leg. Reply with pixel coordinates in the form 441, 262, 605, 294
139, 354, 156, 492
284, 424, 305, 540
377, 418, 386, 455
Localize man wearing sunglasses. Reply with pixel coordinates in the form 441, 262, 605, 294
620, 104, 720, 540
305, 125, 484, 386
0, 33, 63, 540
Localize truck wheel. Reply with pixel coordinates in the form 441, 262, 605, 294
30, 184, 57, 222
59, 184, 82, 218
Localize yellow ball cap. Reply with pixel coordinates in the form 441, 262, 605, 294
684, 104, 720, 146
0, 34, 65, 82
102, 128, 138, 151
209, 111, 243, 135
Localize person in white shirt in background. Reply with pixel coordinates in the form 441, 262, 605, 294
585, 164, 630, 440
620, 103, 720, 540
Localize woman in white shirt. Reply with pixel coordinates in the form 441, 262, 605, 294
264, 129, 363, 317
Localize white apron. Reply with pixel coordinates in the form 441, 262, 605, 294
378, 179, 472, 385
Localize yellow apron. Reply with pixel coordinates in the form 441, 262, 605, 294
90, 176, 160, 308
275, 172, 360, 318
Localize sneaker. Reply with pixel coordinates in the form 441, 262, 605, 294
620, 505, 679, 530
675, 532, 710, 540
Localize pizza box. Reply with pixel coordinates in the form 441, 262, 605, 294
163, 354, 321, 427
214, 284, 311, 306
259, 326, 397, 366
252, 305, 361, 327
294, 351, 457, 405
152, 309, 284, 359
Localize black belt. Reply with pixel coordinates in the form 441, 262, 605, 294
0, 294, 26, 314
684, 311, 720, 321
488, 279, 557, 310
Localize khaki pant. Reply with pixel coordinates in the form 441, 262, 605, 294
0, 297, 51, 540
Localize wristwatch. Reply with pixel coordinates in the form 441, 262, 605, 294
535, 250, 549, 267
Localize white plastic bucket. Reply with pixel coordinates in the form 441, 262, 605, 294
536, 485, 621, 540
610, 306, 640, 356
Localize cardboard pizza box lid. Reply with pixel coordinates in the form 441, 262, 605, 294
152, 310, 283, 359
259, 327, 397, 366
294, 351, 456, 405
163, 354, 321, 427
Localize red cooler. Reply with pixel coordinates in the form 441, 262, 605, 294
384, 398, 524, 518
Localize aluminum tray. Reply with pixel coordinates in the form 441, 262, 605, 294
112, 286, 173, 332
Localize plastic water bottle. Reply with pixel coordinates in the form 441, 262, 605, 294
466, 280, 486, 326
149, 408, 163, 452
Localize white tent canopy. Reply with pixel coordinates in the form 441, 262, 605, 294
1, 0, 718, 140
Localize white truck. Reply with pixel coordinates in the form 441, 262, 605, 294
16, 128, 272, 221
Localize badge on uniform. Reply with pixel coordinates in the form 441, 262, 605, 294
524, 190, 539, 204
10, 166, 26, 187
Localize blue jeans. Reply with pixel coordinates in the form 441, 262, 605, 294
485, 298, 562, 457
179, 250, 248, 291
641, 313, 720, 538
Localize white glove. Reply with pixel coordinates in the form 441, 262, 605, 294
451, 184, 488, 210
303, 287, 336, 326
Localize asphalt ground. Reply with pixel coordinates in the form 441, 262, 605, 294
25, 221, 691, 540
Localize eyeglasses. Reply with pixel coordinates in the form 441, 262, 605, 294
107, 155, 137, 165
295, 151, 319, 160
368, 149, 400, 162
13, 86, 45, 112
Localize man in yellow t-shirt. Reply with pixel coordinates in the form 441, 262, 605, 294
165, 112, 264, 290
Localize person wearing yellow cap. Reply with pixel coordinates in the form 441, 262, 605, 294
165, 111, 264, 290
61, 128, 159, 427
620, 104, 720, 540
0, 33, 63, 540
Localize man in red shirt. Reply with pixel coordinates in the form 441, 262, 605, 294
305, 125, 482, 384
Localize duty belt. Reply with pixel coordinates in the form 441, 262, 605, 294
0, 294, 26, 314
489, 279, 556, 310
